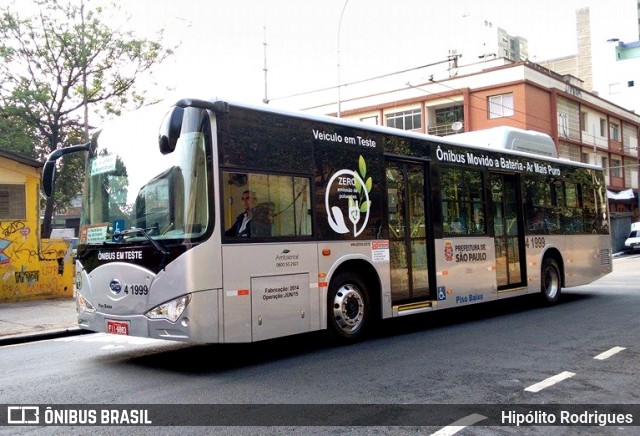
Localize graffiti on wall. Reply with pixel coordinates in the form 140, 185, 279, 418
0, 239, 9, 264
0, 220, 73, 301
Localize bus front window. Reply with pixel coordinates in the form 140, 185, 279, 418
79, 106, 212, 245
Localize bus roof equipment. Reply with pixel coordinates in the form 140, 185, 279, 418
451, 126, 558, 158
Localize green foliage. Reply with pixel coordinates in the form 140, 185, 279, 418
356, 155, 372, 213
0, 106, 38, 159
0, 0, 173, 233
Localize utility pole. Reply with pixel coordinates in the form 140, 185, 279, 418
81, 0, 88, 142
263, 26, 269, 104
337, 0, 350, 117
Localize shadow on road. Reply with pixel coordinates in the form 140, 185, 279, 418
97, 330, 333, 374
98, 290, 600, 374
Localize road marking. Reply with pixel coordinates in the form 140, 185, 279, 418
594, 346, 626, 360
430, 413, 487, 436
524, 371, 575, 393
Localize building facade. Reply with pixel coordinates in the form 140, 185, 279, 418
449, 16, 529, 63
0, 149, 74, 301
540, 2, 640, 115
332, 59, 640, 240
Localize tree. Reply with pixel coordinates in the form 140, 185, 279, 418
0, 0, 173, 237
0, 104, 38, 159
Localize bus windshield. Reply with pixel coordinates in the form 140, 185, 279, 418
79, 106, 211, 245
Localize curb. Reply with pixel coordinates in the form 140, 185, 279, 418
0, 328, 89, 347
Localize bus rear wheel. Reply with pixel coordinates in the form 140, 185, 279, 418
541, 258, 561, 304
327, 272, 370, 342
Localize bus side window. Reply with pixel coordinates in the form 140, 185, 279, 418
252, 202, 275, 237
440, 167, 485, 236
222, 172, 312, 239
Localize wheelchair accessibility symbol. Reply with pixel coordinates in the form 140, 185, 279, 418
438, 287, 446, 301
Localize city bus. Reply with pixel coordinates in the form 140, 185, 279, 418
43, 98, 612, 343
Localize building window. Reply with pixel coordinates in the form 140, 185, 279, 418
0, 184, 26, 220
581, 152, 590, 164
558, 113, 569, 138
611, 158, 622, 178
610, 123, 620, 141
360, 115, 378, 125
488, 93, 514, 119
609, 82, 621, 94
599, 118, 606, 137
601, 157, 608, 176
580, 112, 587, 132
429, 105, 464, 135
385, 109, 421, 131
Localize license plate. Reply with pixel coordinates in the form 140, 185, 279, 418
106, 320, 129, 335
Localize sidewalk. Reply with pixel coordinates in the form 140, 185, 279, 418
0, 298, 85, 346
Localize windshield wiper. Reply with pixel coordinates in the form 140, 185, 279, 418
117, 227, 169, 257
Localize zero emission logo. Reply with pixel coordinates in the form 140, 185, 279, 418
325, 155, 372, 237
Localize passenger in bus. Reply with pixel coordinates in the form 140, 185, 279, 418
225, 190, 256, 237
252, 202, 275, 237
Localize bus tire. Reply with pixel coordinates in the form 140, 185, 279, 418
327, 272, 370, 342
541, 257, 561, 304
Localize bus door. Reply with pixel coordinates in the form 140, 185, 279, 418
386, 160, 430, 303
490, 173, 526, 289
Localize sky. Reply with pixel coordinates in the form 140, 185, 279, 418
126, 0, 594, 111
3, 0, 616, 116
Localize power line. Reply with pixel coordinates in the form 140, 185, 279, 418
268, 56, 458, 102
275, 56, 638, 166
406, 75, 551, 132
358, 65, 639, 162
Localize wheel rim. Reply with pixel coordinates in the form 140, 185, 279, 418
543, 265, 559, 300
332, 284, 365, 334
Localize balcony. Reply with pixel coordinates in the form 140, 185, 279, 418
427, 121, 465, 137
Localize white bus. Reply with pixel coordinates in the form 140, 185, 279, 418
44, 99, 612, 343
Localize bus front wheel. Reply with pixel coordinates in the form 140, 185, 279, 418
541, 258, 561, 304
327, 272, 370, 342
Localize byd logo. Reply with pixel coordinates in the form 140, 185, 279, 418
109, 279, 122, 294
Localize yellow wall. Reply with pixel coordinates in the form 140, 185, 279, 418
0, 155, 74, 301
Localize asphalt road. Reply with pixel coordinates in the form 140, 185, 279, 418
1, 255, 638, 435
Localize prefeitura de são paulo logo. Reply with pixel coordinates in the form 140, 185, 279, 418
325, 155, 372, 237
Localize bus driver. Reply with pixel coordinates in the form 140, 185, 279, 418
226, 190, 256, 237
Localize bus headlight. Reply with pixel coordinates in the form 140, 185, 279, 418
76, 292, 95, 313
145, 295, 191, 322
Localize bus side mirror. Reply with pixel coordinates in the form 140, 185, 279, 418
42, 143, 92, 197
159, 106, 184, 155
42, 159, 58, 198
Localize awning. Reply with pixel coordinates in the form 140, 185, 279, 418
607, 188, 637, 203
